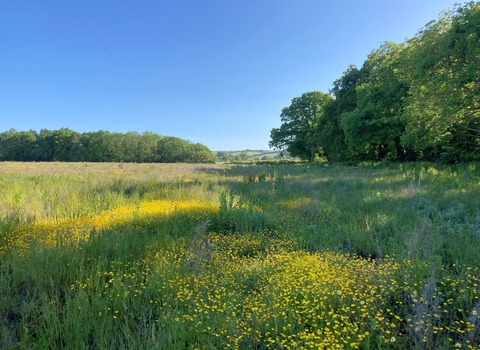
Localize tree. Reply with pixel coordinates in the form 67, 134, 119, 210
79, 131, 118, 162
0, 128, 215, 163
122, 131, 142, 162
157, 137, 216, 163
189, 143, 217, 163
317, 65, 368, 162
400, 2, 480, 161
237, 151, 249, 161
138, 132, 162, 162
268, 2, 478, 163
34, 128, 80, 161
216, 151, 233, 162
0, 129, 17, 160
340, 43, 411, 161
0, 130, 37, 161
69, 132, 90, 162
270, 91, 333, 161
157, 137, 189, 163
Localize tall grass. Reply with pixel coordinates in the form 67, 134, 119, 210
1, 161, 479, 349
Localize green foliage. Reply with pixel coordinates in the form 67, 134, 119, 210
400, 2, 480, 161
208, 192, 270, 234
157, 137, 216, 163
0, 129, 216, 164
341, 43, 411, 161
0, 129, 38, 161
271, 2, 480, 164
317, 65, 367, 162
269, 91, 333, 161
216, 151, 234, 162
235, 151, 249, 161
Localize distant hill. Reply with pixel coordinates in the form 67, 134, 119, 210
214, 150, 296, 162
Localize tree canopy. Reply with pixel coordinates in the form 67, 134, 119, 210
269, 91, 333, 161
0, 129, 216, 163
270, 2, 480, 163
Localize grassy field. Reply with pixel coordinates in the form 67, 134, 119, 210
0, 161, 479, 349
218, 150, 280, 156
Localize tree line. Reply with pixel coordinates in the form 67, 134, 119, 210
216, 151, 292, 162
270, 2, 480, 163
0, 129, 217, 163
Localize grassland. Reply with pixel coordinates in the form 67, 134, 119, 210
0, 161, 479, 349
218, 150, 280, 157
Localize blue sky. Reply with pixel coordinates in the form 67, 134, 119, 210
0, 0, 459, 151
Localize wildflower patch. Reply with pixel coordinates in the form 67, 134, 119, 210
2, 199, 218, 257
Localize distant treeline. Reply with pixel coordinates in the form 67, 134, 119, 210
216, 150, 294, 162
0, 129, 217, 163
270, 2, 480, 163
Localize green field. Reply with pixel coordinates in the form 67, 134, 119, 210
215, 150, 297, 162
222, 150, 281, 158
1, 161, 479, 349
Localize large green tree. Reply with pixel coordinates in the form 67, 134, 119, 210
34, 128, 80, 161
137, 132, 162, 162
157, 137, 216, 163
318, 65, 367, 161
0, 129, 37, 161
340, 43, 411, 161
400, 2, 480, 161
188, 143, 217, 163
269, 91, 333, 161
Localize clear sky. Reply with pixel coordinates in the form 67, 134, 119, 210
0, 0, 459, 151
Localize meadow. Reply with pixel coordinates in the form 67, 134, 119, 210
0, 161, 479, 349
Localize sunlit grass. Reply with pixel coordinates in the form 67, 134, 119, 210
1, 161, 479, 349
1, 199, 218, 258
